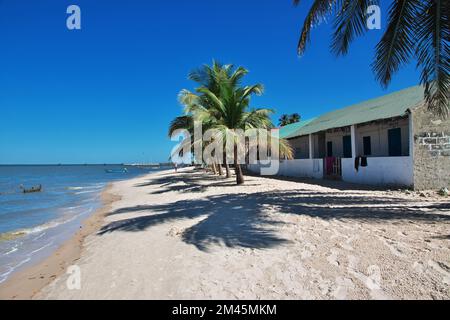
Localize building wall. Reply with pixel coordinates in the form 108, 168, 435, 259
247, 159, 323, 179
355, 117, 409, 157
312, 133, 325, 158
342, 156, 413, 187
288, 136, 309, 159
412, 106, 450, 190
325, 127, 351, 157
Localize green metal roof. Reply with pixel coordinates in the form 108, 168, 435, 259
279, 118, 316, 139
285, 85, 425, 139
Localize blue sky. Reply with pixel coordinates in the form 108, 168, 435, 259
0, 0, 421, 164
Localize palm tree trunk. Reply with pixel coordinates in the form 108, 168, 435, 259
217, 162, 223, 176
223, 152, 231, 178
234, 144, 244, 185
224, 162, 231, 178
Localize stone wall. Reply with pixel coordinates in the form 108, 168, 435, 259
412, 105, 450, 190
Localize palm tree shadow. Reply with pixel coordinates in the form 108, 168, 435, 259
98, 190, 450, 251
135, 172, 259, 194
99, 195, 289, 251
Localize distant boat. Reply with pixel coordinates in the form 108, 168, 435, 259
20, 184, 42, 193
105, 168, 128, 174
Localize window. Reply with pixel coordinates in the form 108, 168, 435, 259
363, 136, 372, 156
327, 141, 333, 157
388, 128, 402, 156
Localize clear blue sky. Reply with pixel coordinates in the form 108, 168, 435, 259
0, 0, 421, 164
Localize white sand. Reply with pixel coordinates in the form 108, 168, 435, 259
36, 168, 450, 299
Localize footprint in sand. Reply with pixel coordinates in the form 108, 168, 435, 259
332, 276, 355, 299
347, 255, 390, 300
376, 236, 407, 258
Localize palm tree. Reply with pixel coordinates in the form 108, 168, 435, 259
294, 0, 449, 118
290, 113, 301, 123
186, 61, 248, 178
168, 104, 220, 175
172, 62, 293, 185
197, 69, 293, 185
278, 114, 291, 126
278, 113, 301, 126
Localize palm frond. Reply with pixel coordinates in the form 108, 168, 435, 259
178, 89, 200, 107
229, 66, 249, 87
415, 0, 450, 118
296, 0, 337, 55
278, 138, 294, 160
331, 0, 373, 56
168, 115, 193, 137
372, 0, 419, 87
197, 87, 227, 116
241, 109, 274, 130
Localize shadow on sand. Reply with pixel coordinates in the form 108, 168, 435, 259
99, 172, 450, 251
134, 172, 260, 194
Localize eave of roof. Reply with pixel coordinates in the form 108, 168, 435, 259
279, 118, 316, 139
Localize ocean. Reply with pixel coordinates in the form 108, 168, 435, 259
0, 165, 156, 284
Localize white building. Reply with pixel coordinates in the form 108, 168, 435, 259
248, 86, 450, 190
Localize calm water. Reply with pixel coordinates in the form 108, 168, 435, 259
0, 165, 154, 283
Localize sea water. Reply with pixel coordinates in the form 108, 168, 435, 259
0, 165, 154, 284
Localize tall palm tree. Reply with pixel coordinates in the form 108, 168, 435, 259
197, 70, 293, 185
185, 61, 248, 178
172, 62, 293, 185
294, 0, 449, 117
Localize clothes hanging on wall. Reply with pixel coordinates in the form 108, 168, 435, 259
354, 156, 360, 172
361, 156, 368, 167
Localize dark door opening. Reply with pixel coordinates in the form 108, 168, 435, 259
343, 135, 352, 158
326, 141, 333, 157
388, 128, 402, 156
363, 136, 372, 156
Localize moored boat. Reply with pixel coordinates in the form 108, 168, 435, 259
20, 184, 42, 193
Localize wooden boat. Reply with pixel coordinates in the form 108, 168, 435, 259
20, 184, 42, 193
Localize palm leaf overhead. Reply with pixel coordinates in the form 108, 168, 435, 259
294, 0, 449, 117
372, 0, 419, 87
415, 0, 450, 118
331, 0, 373, 56
295, 0, 337, 56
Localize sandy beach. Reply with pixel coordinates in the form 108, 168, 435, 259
1, 168, 449, 299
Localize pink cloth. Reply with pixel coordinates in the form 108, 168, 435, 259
325, 157, 335, 175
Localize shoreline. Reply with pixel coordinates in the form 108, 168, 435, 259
0, 183, 121, 300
